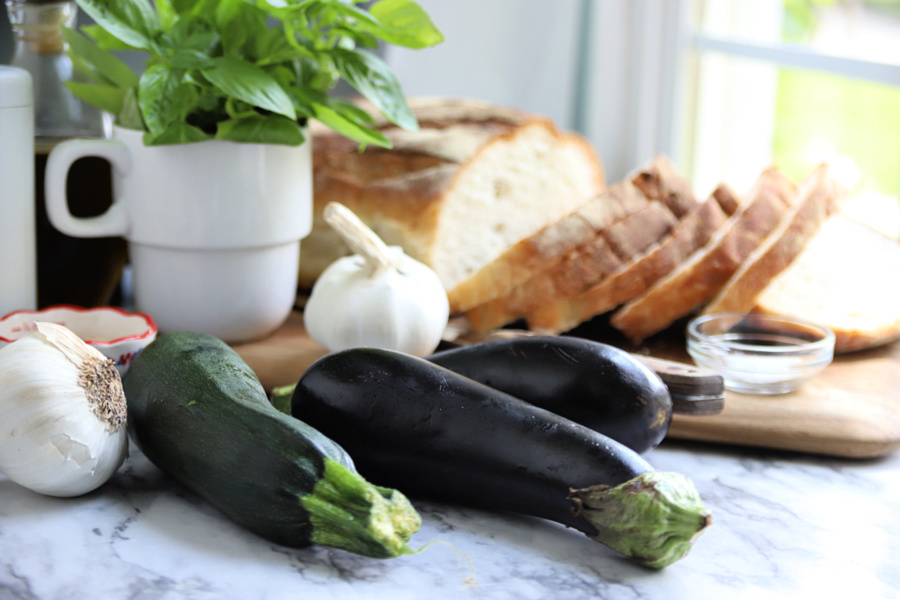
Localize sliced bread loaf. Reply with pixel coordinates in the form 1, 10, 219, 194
299, 97, 607, 297
460, 157, 697, 330
464, 189, 679, 332
609, 167, 798, 344
752, 213, 900, 353
701, 165, 843, 316
445, 176, 647, 314
527, 183, 742, 334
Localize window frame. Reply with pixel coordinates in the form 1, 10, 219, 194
671, 1, 900, 198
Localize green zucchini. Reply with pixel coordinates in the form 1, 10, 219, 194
122, 331, 420, 558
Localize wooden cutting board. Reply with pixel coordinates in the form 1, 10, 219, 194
233, 311, 900, 459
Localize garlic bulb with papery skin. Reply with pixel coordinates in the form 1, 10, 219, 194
305, 202, 450, 357
0, 322, 128, 497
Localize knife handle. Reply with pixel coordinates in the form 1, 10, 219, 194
631, 354, 725, 416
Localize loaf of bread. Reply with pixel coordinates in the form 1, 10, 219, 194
752, 213, 900, 353
300, 97, 607, 301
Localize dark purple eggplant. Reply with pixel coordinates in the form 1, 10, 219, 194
290, 348, 712, 569
428, 335, 672, 454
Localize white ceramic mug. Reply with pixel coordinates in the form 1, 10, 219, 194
44, 126, 312, 343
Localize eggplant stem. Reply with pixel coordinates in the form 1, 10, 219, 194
569, 471, 713, 569
324, 202, 394, 274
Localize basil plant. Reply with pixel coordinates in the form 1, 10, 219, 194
64, 0, 443, 147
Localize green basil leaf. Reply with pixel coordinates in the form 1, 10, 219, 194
81, 24, 141, 51
166, 13, 218, 53
74, 0, 161, 51
170, 0, 203, 13
215, 115, 306, 146
155, 0, 177, 30
328, 2, 382, 29
328, 97, 378, 128
118, 87, 145, 130
331, 47, 417, 131
64, 81, 128, 115
143, 121, 212, 146
313, 101, 392, 148
63, 27, 139, 88
213, 0, 246, 27
366, 0, 444, 49
254, 28, 305, 65
138, 64, 195, 135
201, 57, 297, 120
218, 2, 269, 57
168, 48, 215, 70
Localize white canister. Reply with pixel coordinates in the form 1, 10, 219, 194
0, 66, 37, 316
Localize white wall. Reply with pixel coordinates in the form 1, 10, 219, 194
383, 0, 585, 130
384, 0, 687, 183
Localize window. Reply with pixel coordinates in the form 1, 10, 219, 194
682, 0, 900, 237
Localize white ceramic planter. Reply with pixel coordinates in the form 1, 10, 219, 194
44, 126, 312, 343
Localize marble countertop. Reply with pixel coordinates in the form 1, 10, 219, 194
1, 436, 897, 600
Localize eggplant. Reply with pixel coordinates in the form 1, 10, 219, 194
428, 335, 672, 454
290, 348, 712, 569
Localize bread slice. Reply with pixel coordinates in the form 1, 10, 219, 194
446, 177, 647, 314
464, 189, 679, 332
527, 183, 742, 334
753, 213, 900, 353
300, 97, 607, 295
701, 165, 843, 316
609, 167, 798, 343
632, 155, 702, 218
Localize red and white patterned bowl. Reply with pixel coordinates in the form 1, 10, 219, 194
0, 305, 157, 377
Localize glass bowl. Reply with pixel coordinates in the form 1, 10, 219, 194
686, 313, 835, 395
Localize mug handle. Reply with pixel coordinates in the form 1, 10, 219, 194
44, 138, 131, 238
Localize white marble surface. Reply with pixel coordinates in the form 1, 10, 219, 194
1, 437, 897, 600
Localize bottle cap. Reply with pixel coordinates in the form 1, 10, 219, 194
0, 66, 34, 109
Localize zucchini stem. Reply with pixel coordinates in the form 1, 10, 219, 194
302, 458, 421, 558
569, 471, 713, 569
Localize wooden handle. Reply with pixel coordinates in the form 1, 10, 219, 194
631, 354, 725, 416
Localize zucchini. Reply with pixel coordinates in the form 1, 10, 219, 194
122, 332, 420, 558
291, 348, 712, 569
428, 335, 672, 453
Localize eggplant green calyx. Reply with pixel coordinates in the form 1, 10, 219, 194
569, 471, 713, 569
302, 458, 421, 558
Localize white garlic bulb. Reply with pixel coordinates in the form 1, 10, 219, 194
0, 322, 128, 497
305, 202, 450, 357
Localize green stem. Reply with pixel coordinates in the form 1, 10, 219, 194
569, 471, 713, 569
301, 458, 421, 558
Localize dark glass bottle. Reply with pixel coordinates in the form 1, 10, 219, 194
7, 0, 127, 308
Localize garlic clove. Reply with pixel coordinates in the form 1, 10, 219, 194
0, 322, 128, 497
